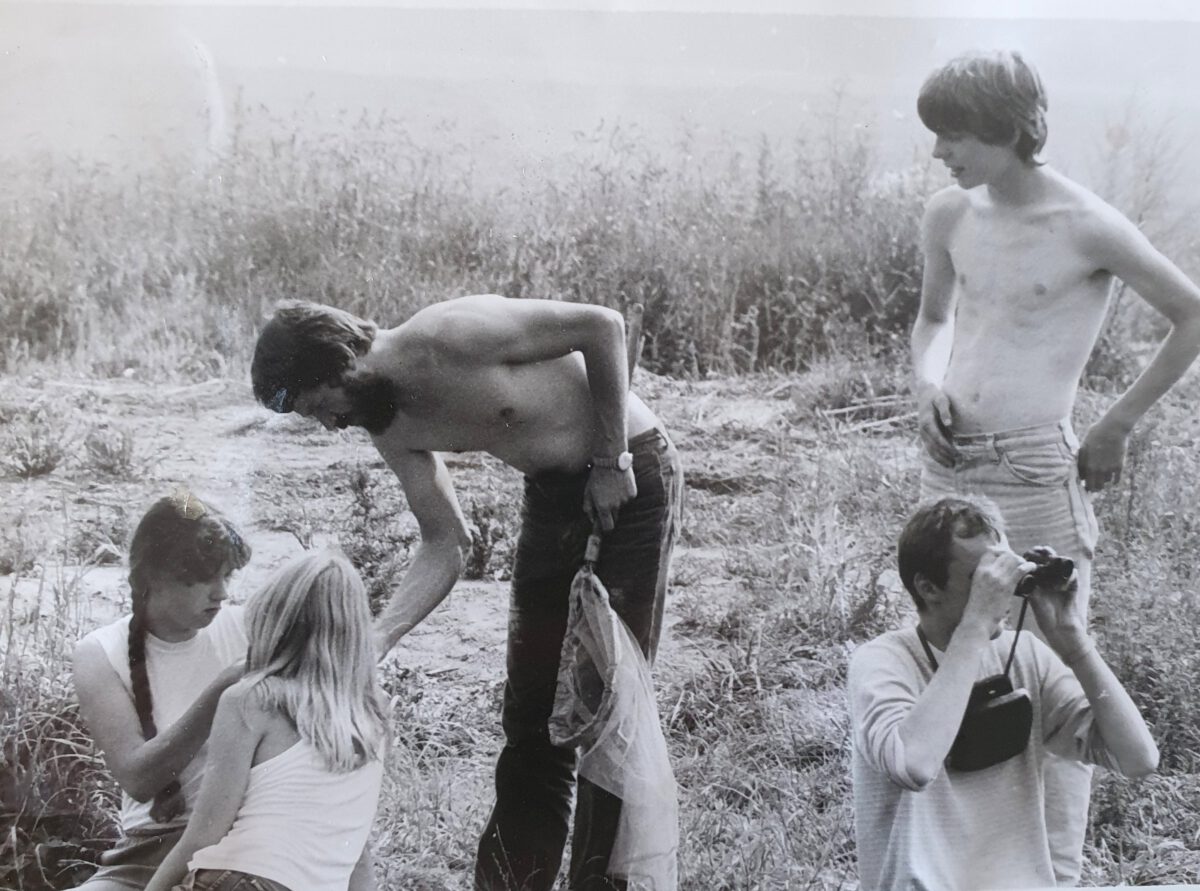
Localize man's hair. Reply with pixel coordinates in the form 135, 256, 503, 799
251, 301, 378, 412
897, 495, 1006, 611
917, 50, 1048, 164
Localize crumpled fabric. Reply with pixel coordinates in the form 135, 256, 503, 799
549, 550, 679, 891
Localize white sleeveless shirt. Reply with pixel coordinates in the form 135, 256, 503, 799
79, 605, 247, 832
189, 740, 384, 891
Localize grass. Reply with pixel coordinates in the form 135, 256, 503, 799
0, 107, 940, 383
3, 103, 1200, 889
1, 409, 73, 480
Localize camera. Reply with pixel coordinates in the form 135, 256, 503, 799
1014, 547, 1074, 598
947, 672, 1033, 772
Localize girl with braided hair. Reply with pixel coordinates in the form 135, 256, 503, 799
143, 549, 388, 891
72, 490, 252, 890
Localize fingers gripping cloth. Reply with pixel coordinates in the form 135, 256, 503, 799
549, 529, 680, 890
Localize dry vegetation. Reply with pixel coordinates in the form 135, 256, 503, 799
2, 108, 1200, 889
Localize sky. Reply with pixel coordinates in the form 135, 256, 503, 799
22, 0, 1200, 17
5, 0, 1200, 206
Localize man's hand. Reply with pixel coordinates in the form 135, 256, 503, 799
1078, 418, 1131, 492
1023, 549, 1088, 659
961, 547, 1033, 637
584, 466, 637, 532
916, 383, 957, 468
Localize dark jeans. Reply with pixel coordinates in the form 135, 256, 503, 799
475, 429, 683, 891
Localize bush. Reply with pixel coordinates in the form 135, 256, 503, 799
0, 109, 936, 383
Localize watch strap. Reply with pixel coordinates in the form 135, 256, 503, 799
591, 451, 632, 470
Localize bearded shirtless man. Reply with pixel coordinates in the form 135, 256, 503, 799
911, 51, 1200, 885
251, 295, 682, 891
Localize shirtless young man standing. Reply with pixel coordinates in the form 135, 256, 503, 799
911, 50, 1200, 884
251, 294, 682, 891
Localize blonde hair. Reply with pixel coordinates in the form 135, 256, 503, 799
243, 550, 389, 772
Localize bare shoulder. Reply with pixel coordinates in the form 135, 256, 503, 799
921, 186, 970, 240
72, 635, 122, 702
406, 294, 507, 332
217, 678, 274, 730
400, 294, 509, 354
1047, 171, 1140, 251
72, 633, 106, 670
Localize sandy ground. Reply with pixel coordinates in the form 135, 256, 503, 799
1, 370, 800, 685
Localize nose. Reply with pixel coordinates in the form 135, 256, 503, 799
932, 135, 949, 159
211, 577, 229, 603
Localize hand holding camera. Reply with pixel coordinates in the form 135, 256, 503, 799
1017, 546, 1088, 658
1015, 546, 1075, 597
962, 547, 1034, 635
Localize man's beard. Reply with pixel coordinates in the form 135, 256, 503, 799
341, 373, 399, 436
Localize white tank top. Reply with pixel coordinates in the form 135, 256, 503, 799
79, 605, 247, 832
189, 740, 384, 891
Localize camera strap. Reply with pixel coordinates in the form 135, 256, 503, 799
917, 597, 1030, 677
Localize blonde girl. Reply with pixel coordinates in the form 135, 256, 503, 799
73, 491, 252, 890
144, 549, 389, 891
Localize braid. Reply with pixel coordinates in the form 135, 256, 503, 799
128, 588, 184, 819
123, 489, 251, 824
127, 606, 157, 739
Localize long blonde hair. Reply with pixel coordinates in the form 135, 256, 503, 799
243, 550, 388, 772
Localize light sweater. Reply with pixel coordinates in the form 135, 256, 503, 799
848, 627, 1116, 891
79, 606, 248, 833
189, 739, 384, 891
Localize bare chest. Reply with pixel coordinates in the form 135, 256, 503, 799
391, 356, 591, 454
948, 212, 1111, 329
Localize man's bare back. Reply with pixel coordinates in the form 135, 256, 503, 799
365, 295, 658, 475
933, 172, 1115, 432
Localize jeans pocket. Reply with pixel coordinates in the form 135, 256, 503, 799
998, 442, 1074, 488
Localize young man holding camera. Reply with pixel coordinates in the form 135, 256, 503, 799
848, 497, 1157, 891
911, 50, 1200, 882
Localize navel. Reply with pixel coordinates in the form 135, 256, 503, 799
500, 406, 515, 428
958, 272, 968, 286
1034, 283, 1047, 296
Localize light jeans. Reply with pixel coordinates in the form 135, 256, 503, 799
920, 418, 1100, 887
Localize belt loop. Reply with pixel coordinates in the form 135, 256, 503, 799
986, 433, 1000, 462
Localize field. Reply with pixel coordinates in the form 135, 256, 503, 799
3, 111, 1200, 890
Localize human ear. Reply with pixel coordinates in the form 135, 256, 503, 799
913, 573, 943, 606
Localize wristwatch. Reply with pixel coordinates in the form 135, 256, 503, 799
592, 451, 633, 471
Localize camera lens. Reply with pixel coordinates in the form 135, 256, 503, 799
1015, 555, 1075, 596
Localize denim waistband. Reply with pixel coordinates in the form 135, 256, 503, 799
526, 428, 672, 486
949, 418, 1075, 449
628, 427, 672, 452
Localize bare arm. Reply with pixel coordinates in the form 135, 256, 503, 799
372, 447, 472, 657
143, 683, 264, 891
418, 295, 634, 529
911, 192, 963, 467
1078, 210, 1200, 489
73, 638, 243, 802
